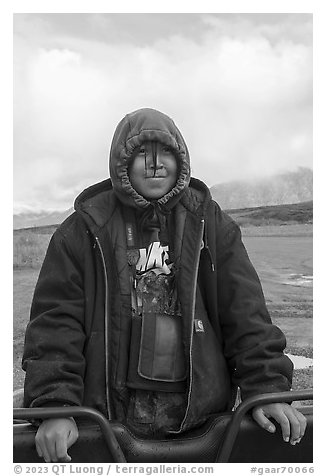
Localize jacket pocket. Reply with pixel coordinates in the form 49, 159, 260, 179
126, 313, 187, 391
138, 312, 186, 382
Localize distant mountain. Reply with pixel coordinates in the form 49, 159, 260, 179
226, 200, 313, 226
13, 200, 313, 233
210, 167, 312, 209
13, 167, 313, 229
13, 208, 74, 230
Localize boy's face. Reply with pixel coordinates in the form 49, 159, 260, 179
129, 141, 178, 200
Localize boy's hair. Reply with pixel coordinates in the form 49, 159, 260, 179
142, 142, 159, 178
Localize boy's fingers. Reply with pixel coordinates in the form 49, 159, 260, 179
67, 426, 79, 448
294, 408, 307, 439
43, 434, 57, 462
288, 408, 307, 444
252, 407, 276, 433
283, 407, 301, 444
55, 438, 71, 462
54, 420, 78, 461
253, 404, 308, 445
272, 411, 291, 442
35, 430, 51, 462
35, 440, 43, 459
35, 419, 77, 463
36, 437, 51, 463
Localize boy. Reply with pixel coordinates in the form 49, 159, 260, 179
23, 108, 306, 463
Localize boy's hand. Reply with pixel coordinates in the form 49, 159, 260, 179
252, 403, 307, 445
35, 417, 78, 462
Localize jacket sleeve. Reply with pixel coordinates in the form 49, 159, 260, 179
215, 217, 293, 400
22, 225, 86, 408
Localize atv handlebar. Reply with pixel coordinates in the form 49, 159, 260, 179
13, 389, 312, 464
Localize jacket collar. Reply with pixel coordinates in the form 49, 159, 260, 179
74, 177, 212, 233
74, 179, 117, 232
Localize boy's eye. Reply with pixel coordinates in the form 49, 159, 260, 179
138, 147, 146, 155
162, 146, 172, 154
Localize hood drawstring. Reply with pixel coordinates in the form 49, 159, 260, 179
138, 201, 171, 245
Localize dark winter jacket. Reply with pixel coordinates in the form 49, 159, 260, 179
23, 108, 293, 433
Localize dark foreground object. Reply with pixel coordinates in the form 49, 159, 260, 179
14, 390, 313, 463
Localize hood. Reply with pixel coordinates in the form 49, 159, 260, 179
109, 108, 191, 209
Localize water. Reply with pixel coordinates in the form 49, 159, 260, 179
286, 353, 313, 369
283, 274, 313, 288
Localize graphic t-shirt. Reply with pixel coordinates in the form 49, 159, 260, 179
126, 235, 187, 436
135, 240, 171, 275
127, 238, 186, 391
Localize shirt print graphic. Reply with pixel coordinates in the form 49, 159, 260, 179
136, 241, 171, 275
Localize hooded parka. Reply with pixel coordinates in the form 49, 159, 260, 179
23, 108, 293, 433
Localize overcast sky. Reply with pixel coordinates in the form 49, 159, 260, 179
13, 13, 312, 213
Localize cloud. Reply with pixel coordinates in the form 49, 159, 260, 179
14, 13, 312, 212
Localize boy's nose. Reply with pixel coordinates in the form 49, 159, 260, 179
148, 161, 163, 169
146, 153, 163, 169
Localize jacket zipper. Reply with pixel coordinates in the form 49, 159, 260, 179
203, 225, 215, 272
95, 236, 113, 420
175, 218, 205, 433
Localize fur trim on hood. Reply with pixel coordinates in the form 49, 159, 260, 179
109, 108, 191, 209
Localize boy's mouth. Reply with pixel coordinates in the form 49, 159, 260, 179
145, 173, 168, 179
